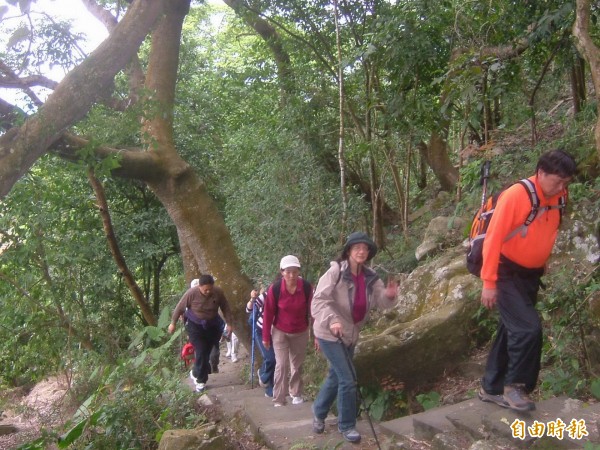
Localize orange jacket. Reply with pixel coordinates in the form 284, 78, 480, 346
481, 175, 566, 289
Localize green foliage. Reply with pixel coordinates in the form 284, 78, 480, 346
360, 375, 407, 421
30, 325, 202, 450
415, 391, 441, 411
300, 347, 329, 401
471, 302, 497, 346
0, 156, 182, 386
591, 379, 600, 400
538, 268, 599, 399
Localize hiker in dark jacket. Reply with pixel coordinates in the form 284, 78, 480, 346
169, 274, 233, 392
311, 232, 398, 443
478, 150, 576, 412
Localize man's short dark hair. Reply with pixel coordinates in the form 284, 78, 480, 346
199, 274, 215, 286
536, 149, 577, 178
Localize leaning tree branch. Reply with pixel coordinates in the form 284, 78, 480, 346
0, 59, 45, 106
87, 167, 157, 326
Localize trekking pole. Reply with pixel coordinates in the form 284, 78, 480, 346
337, 338, 381, 450
179, 327, 184, 370
480, 160, 491, 208
250, 300, 257, 388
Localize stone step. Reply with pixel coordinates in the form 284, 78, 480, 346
379, 395, 600, 449
480, 396, 600, 449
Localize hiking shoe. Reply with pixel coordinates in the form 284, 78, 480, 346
195, 383, 206, 392
478, 388, 509, 408
231, 355, 238, 363
273, 402, 284, 407
257, 369, 267, 388
292, 396, 304, 405
503, 384, 535, 412
341, 428, 361, 443
189, 370, 200, 386
313, 416, 325, 434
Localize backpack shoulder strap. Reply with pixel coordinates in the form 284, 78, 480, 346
272, 279, 282, 325
517, 179, 539, 225
518, 178, 567, 224
302, 279, 311, 301
335, 261, 343, 286
272, 278, 282, 302
504, 179, 538, 241
557, 190, 567, 223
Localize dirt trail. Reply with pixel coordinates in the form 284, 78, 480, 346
0, 375, 73, 450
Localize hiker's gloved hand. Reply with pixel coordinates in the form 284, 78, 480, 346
481, 288, 497, 309
330, 322, 343, 338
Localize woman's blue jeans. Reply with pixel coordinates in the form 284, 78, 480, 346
313, 338, 356, 432
255, 327, 276, 397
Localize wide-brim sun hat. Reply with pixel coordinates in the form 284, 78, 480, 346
342, 232, 377, 261
280, 255, 301, 269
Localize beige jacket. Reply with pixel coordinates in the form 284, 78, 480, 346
311, 260, 397, 346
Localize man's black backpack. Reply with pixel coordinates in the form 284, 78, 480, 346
466, 165, 566, 278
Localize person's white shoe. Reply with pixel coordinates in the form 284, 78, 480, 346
190, 370, 205, 392
231, 355, 238, 363
292, 396, 304, 405
257, 369, 267, 387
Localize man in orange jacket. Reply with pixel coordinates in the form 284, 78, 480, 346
478, 149, 576, 412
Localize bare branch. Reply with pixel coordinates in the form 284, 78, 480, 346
0, 59, 44, 106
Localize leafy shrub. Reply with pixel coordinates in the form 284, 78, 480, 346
416, 391, 441, 410
18, 322, 205, 450
538, 268, 599, 399
360, 375, 407, 421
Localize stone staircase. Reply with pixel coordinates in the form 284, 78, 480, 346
379, 395, 600, 449
160, 345, 600, 450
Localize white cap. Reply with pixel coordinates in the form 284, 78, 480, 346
191, 278, 200, 288
280, 255, 301, 269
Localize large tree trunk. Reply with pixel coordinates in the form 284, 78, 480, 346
425, 130, 459, 192
573, 0, 600, 160
135, 0, 254, 339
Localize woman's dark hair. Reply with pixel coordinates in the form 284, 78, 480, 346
199, 274, 215, 286
536, 149, 577, 178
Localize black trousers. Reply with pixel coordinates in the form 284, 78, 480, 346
482, 263, 543, 395
185, 321, 222, 384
